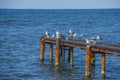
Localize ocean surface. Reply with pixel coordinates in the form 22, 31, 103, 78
0, 9, 120, 80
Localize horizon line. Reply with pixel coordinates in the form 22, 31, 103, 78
0, 8, 120, 10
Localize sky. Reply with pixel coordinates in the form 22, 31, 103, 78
0, 0, 120, 9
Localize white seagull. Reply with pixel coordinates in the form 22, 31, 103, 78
69, 29, 76, 39
73, 33, 77, 39
45, 31, 50, 38
51, 34, 54, 38
96, 36, 102, 42
56, 31, 60, 38
69, 29, 72, 34
80, 33, 84, 39
91, 37, 96, 44
86, 39, 90, 44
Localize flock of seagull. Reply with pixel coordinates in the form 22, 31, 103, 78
44, 29, 102, 44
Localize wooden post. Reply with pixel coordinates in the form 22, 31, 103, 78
85, 45, 91, 76
91, 52, 95, 66
50, 44, 53, 62
60, 46, 63, 61
40, 42, 45, 62
68, 47, 70, 62
101, 53, 106, 74
55, 38, 60, 66
63, 46, 65, 61
69, 47, 73, 65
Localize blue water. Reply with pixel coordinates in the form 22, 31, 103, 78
0, 9, 120, 80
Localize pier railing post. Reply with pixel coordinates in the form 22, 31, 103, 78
40, 42, 45, 62
55, 38, 60, 66
85, 45, 91, 76
91, 52, 95, 66
101, 53, 106, 74
50, 44, 53, 62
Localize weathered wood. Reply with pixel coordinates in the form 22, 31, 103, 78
50, 44, 53, 62
68, 47, 73, 65
40, 37, 120, 75
42, 38, 120, 56
101, 53, 106, 74
85, 45, 91, 76
63, 46, 66, 61
40, 43, 45, 62
91, 52, 95, 66
60, 46, 64, 61
55, 38, 60, 66
68, 47, 70, 62
70, 47, 73, 65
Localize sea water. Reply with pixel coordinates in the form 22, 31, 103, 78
0, 9, 120, 80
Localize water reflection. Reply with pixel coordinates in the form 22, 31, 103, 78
54, 66, 60, 80
101, 74, 106, 80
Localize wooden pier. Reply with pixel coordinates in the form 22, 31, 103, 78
40, 37, 120, 76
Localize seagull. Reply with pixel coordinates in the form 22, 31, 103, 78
60, 34, 65, 39
80, 33, 84, 39
73, 33, 77, 39
96, 36, 103, 43
56, 31, 60, 38
96, 36, 102, 40
91, 37, 96, 44
69, 29, 72, 34
68, 29, 76, 39
86, 39, 90, 44
45, 31, 50, 38
51, 34, 54, 38
65, 37, 69, 40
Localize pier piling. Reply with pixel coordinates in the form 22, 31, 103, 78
101, 53, 106, 74
55, 38, 60, 66
69, 47, 73, 65
91, 52, 95, 66
50, 44, 53, 62
40, 42, 45, 62
85, 45, 91, 76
